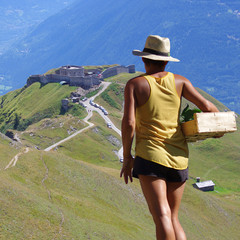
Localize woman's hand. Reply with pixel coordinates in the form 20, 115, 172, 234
120, 156, 134, 184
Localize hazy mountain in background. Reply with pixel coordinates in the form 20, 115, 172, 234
0, 0, 75, 55
0, 0, 239, 113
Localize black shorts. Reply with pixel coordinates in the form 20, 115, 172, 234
132, 156, 188, 182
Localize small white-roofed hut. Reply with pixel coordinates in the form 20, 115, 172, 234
193, 180, 215, 192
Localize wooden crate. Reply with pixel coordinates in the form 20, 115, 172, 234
181, 111, 237, 142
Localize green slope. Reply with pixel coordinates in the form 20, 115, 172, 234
56, 112, 121, 169
0, 72, 239, 239
0, 82, 81, 133
20, 115, 87, 150
0, 150, 154, 240
1, 125, 239, 240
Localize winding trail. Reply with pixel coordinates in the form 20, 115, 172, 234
41, 153, 65, 239
4, 147, 30, 170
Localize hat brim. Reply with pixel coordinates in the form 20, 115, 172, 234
132, 50, 180, 62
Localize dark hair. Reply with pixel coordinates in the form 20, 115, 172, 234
142, 58, 167, 68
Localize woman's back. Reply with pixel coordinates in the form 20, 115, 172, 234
135, 73, 189, 170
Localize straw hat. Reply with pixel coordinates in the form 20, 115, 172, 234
132, 35, 180, 62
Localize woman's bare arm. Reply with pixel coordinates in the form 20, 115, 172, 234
120, 79, 137, 184
175, 74, 219, 112
121, 79, 136, 158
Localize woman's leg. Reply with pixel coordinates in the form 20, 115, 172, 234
139, 175, 176, 240
167, 182, 187, 240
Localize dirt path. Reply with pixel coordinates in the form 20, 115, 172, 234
4, 147, 30, 170
44, 120, 94, 151
41, 153, 65, 239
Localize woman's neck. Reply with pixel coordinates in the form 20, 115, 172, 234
145, 64, 166, 74
146, 68, 168, 78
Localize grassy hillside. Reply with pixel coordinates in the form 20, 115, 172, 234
19, 115, 87, 150
0, 125, 239, 240
0, 149, 154, 239
0, 72, 239, 239
56, 112, 121, 169
0, 82, 85, 133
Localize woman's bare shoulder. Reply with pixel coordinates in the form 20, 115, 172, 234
174, 73, 190, 82
125, 74, 147, 87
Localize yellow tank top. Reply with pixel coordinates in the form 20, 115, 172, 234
135, 73, 189, 170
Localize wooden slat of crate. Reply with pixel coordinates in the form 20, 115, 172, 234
181, 111, 237, 142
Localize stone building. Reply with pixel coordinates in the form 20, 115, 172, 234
102, 65, 135, 79
27, 64, 135, 90
27, 75, 44, 86
84, 68, 102, 75
61, 99, 69, 111
27, 65, 100, 90
69, 75, 100, 89
27, 74, 70, 87
56, 65, 84, 77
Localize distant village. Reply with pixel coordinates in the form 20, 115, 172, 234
27, 64, 136, 89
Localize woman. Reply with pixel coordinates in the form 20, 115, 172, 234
120, 35, 219, 240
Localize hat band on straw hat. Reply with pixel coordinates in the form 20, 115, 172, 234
143, 48, 170, 57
